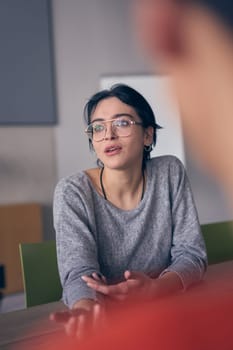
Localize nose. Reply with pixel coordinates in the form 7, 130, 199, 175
104, 122, 117, 140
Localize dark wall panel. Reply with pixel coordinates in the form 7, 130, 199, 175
0, 0, 56, 125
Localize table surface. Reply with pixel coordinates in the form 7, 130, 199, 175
0, 301, 67, 349
0, 260, 232, 349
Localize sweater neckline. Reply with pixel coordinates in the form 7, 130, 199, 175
83, 161, 152, 213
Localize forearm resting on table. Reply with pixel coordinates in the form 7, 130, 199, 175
152, 271, 183, 298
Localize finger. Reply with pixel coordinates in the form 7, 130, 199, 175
87, 280, 130, 297
81, 275, 95, 283
86, 282, 110, 294
65, 316, 77, 337
50, 311, 71, 323
76, 314, 87, 341
97, 282, 129, 295
92, 272, 107, 284
93, 303, 106, 331
124, 270, 132, 279
81, 276, 105, 285
125, 270, 145, 280
92, 272, 102, 281
82, 275, 104, 286
87, 282, 120, 295
101, 275, 107, 284
92, 303, 101, 328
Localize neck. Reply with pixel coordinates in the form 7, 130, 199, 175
100, 166, 145, 210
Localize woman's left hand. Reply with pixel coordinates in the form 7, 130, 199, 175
82, 271, 154, 301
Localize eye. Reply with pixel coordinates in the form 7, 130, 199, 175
114, 118, 131, 128
92, 123, 105, 133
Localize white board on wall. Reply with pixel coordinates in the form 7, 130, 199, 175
100, 75, 185, 164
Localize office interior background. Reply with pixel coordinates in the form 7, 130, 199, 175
0, 0, 232, 311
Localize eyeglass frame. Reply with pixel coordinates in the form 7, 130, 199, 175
85, 113, 143, 142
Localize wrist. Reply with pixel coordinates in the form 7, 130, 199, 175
149, 272, 183, 299
72, 298, 96, 312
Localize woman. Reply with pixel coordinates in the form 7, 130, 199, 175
52, 84, 207, 338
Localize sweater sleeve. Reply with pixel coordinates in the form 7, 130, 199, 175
160, 157, 207, 289
53, 175, 100, 308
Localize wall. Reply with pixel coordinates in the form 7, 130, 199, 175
0, 0, 57, 239
52, 0, 149, 179
0, 127, 56, 239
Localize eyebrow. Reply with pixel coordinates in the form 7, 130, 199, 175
91, 113, 135, 123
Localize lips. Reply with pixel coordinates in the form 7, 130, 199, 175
104, 145, 122, 154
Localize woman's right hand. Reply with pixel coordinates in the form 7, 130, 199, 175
50, 299, 104, 341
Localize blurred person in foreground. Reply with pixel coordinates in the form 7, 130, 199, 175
133, 0, 233, 200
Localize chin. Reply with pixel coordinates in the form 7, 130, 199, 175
104, 163, 127, 171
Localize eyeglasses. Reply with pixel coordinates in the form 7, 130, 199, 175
85, 114, 143, 142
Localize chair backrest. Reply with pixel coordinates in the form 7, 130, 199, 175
201, 221, 233, 265
19, 240, 62, 307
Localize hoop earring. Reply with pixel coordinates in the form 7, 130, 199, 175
97, 158, 104, 168
144, 144, 153, 152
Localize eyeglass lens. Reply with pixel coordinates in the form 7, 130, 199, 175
87, 116, 135, 141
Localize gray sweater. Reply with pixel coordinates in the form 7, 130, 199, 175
53, 155, 207, 308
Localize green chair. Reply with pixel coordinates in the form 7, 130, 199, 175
19, 240, 62, 307
201, 220, 233, 265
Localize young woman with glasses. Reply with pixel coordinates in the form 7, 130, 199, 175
52, 84, 207, 339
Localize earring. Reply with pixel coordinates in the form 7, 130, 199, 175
144, 144, 153, 152
97, 158, 104, 168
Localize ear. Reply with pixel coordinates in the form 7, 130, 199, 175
144, 126, 154, 146
134, 0, 186, 63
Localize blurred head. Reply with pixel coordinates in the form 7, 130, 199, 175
133, 0, 233, 191
84, 84, 161, 168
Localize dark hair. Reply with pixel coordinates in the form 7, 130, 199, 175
195, 0, 233, 29
84, 83, 162, 167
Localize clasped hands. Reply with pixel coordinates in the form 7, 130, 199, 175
50, 271, 155, 340
50, 271, 182, 340
82, 270, 155, 301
